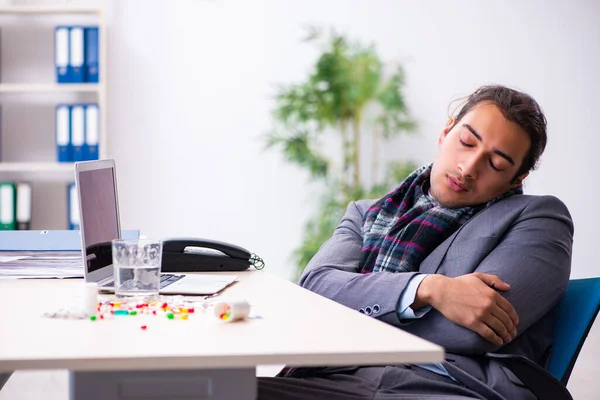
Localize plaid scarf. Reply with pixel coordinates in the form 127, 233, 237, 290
360, 163, 480, 274
279, 163, 522, 378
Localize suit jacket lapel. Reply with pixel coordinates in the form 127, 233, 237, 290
419, 207, 486, 275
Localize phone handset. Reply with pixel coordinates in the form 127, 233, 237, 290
162, 238, 265, 271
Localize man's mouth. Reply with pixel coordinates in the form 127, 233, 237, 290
447, 176, 468, 192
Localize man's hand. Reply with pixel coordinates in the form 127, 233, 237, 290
412, 273, 519, 346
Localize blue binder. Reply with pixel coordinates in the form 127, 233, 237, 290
84, 27, 99, 83
83, 104, 99, 160
68, 27, 85, 83
67, 182, 79, 230
70, 104, 85, 162
55, 104, 71, 162
55, 26, 70, 83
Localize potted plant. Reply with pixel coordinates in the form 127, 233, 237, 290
268, 28, 417, 279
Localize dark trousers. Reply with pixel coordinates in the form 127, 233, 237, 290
257, 365, 487, 400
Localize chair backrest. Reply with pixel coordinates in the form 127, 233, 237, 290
547, 277, 600, 384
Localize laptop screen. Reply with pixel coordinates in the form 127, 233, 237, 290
76, 160, 121, 277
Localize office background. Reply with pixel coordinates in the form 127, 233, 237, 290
2, 0, 597, 398
111, 2, 598, 397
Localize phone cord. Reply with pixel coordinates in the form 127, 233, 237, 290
250, 253, 265, 270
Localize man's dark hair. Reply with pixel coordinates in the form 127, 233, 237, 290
451, 85, 547, 180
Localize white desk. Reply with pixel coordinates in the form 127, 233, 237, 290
0, 271, 444, 399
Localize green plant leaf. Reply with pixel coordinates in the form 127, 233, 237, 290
267, 28, 419, 279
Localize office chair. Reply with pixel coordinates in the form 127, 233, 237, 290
488, 277, 600, 400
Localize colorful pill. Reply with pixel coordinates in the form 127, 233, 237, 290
152, 310, 157, 315
161, 302, 168, 309
90, 315, 97, 321
114, 310, 129, 316
167, 313, 174, 319
129, 311, 137, 316
187, 308, 195, 314
141, 325, 147, 330
181, 314, 188, 320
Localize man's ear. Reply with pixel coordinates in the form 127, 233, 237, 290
512, 172, 529, 188
438, 117, 456, 146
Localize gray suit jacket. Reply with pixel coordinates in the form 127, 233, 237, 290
298, 194, 574, 398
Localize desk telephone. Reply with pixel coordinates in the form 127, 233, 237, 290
161, 238, 265, 272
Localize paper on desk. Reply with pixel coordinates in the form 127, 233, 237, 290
0, 256, 29, 263
0, 251, 84, 279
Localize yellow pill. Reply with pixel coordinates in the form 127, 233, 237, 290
181, 314, 188, 320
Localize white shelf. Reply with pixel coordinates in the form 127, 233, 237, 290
0, 6, 101, 15
0, 162, 74, 172
0, 83, 102, 93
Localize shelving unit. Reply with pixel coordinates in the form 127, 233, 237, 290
0, 6, 101, 15
0, 1, 107, 229
0, 83, 103, 92
0, 162, 74, 172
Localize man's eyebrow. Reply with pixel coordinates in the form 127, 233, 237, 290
462, 123, 515, 166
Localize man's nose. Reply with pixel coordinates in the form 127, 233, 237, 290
458, 155, 481, 180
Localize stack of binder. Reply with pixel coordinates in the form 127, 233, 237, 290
56, 103, 99, 162
55, 26, 99, 83
0, 182, 32, 230
0, 182, 82, 231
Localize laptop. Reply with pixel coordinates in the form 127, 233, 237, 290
75, 159, 237, 295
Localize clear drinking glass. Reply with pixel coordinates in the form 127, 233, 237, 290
112, 238, 163, 298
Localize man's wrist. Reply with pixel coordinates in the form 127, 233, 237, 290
411, 274, 445, 311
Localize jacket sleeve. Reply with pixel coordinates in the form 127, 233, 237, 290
299, 200, 421, 324
398, 195, 574, 355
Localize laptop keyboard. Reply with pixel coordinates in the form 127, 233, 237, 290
159, 273, 184, 288
101, 274, 185, 289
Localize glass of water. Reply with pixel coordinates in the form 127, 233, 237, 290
112, 238, 163, 298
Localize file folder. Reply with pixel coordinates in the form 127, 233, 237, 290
55, 105, 71, 162
68, 182, 79, 230
84, 27, 99, 83
71, 105, 85, 162
69, 27, 85, 83
0, 230, 140, 251
83, 104, 99, 160
55, 26, 70, 83
15, 182, 32, 230
0, 182, 16, 230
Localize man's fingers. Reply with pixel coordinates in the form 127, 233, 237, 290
475, 273, 510, 291
474, 322, 504, 346
496, 294, 520, 327
489, 308, 516, 342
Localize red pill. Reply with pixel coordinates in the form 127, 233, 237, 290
141, 325, 147, 330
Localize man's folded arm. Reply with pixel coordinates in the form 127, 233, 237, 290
400, 195, 574, 355
299, 200, 420, 319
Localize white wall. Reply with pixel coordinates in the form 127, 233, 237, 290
106, 1, 599, 397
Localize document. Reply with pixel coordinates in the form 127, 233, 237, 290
0, 251, 84, 279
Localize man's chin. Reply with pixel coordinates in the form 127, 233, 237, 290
434, 192, 474, 209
